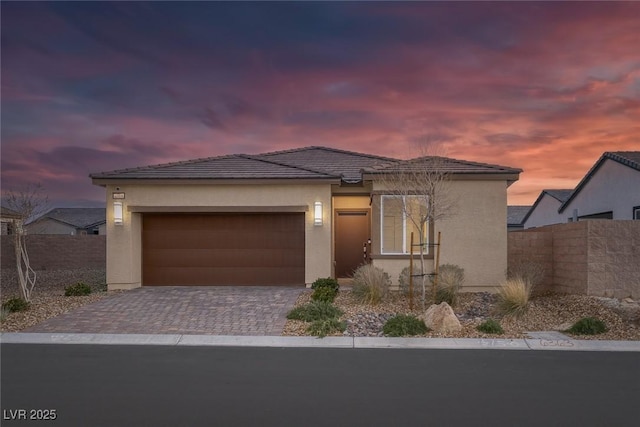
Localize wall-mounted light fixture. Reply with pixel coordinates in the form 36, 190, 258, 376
113, 201, 123, 225
314, 202, 323, 226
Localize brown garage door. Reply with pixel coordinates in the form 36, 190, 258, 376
142, 213, 305, 286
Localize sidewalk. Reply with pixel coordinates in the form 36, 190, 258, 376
2, 332, 639, 352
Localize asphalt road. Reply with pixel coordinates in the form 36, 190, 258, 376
1, 344, 639, 427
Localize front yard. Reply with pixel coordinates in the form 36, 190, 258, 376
283, 288, 640, 340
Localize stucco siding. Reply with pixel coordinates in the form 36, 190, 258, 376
524, 195, 564, 229
105, 183, 333, 289
370, 180, 509, 291
562, 159, 640, 220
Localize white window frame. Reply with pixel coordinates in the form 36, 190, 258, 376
380, 195, 429, 255
633, 206, 640, 220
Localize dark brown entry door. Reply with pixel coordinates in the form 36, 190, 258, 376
142, 213, 305, 286
335, 210, 370, 278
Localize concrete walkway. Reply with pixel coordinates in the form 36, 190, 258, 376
24, 286, 304, 336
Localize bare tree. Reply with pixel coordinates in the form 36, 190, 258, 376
372, 148, 458, 308
2, 183, 49, 302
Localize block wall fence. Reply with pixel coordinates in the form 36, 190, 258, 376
508, 221, 640, 299
1, 235, 106, 271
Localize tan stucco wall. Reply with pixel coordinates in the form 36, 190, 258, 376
371, 179, 509, 291
104, 183, 333, 289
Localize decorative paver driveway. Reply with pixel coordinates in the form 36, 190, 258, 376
26, 287, 304, 335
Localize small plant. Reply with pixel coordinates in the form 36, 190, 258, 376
566, 317, 608, 335
352, 264, 391, 305
0, 307, 10, 322
496, 278, 531, 317
2, 297, 30, 313
286, 301, 343, 322
307, 318, 346, 338
433, 264, 464, 306
383, 314, 428, 337
398, 266, 423, 297
64, 282, 92, 296
311, 286, 337, 303
476, 319, 504, 334
311, 277, 339, 293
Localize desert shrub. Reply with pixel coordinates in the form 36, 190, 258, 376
507, 261, 545, 291
286, 301, 343, 322
307, 318, 346, 338
2, 297, 30, 313
64, 282, 92, 296
311, 277, 339, 293
0, 307, 10, 322
566, 317, 607, 335
311, 286, 337, 303
398, 265, 423, 296
383, 314, 428, 337
496, 278, 531, 318
432, 264, 464, 306
352, 264, 391, 305
476, 319, 504, 334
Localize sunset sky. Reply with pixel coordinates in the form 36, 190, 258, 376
2, 1, 639, 207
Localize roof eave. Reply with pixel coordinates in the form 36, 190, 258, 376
91, 177, 342, 186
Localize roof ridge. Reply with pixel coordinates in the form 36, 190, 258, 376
237, 154, 340, 178
367, 155, 522, 173
258, 145, 399, 162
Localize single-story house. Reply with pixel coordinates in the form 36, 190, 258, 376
90, 146, 521, 291
523, 151, 640, 228
26, 208, 106, 235
507, 205, 531, 231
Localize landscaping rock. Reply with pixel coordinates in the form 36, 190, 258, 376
420, 302, 462, 333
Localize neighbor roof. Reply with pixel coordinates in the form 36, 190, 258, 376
91, 146, 521, 184
507, 205, 531, 226
559, 151, 640, 213
520, 189, 573, 225
1, 206, 22, 219
30, 208, 106, 228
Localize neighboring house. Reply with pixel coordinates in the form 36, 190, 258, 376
522, 190, 573, 229
1, 206, 22, 235
26, 208, 106, 235
507, 205, 531, 231
523, 151, 640, 228
91, 146, 521, 291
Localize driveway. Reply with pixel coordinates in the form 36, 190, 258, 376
25, 287, 304, 336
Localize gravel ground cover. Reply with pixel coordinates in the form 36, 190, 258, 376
283, 289, 640, 340
0, 269, 118, 333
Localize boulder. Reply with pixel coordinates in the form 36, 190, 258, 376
421, 302, 462, 333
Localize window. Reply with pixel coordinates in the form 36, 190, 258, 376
381, 195, 428, 254
634, 206, 640, 220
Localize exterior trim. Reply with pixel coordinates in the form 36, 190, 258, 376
92, 178, 340, 186
128, 205, 309, 213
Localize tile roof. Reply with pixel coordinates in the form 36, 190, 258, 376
1, 206, 22, 219
363, 156, 522, 175
91, 153, 340, 181
559, 151, 640, 213
31, 208, 106, 228
507, 205, 531, 225
256, 146, 397, 183
91, 146, 522, 183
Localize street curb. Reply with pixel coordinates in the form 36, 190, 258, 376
2, 333, 639, 351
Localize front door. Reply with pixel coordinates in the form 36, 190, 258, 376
335, 210, 370, 278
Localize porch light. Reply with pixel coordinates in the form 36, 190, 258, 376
113, 201, 123, 225
314, 202, 323, 226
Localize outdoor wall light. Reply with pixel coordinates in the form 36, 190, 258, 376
314, 202, 323, 226
113, 201, 123, 225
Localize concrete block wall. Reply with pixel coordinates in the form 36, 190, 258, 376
1, 235, 106, 270
508, 221, 640, 299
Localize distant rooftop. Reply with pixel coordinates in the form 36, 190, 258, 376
507, 205, 531, 225
30, 208, 106, 228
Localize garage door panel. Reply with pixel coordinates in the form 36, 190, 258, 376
143, 213, 305, 286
